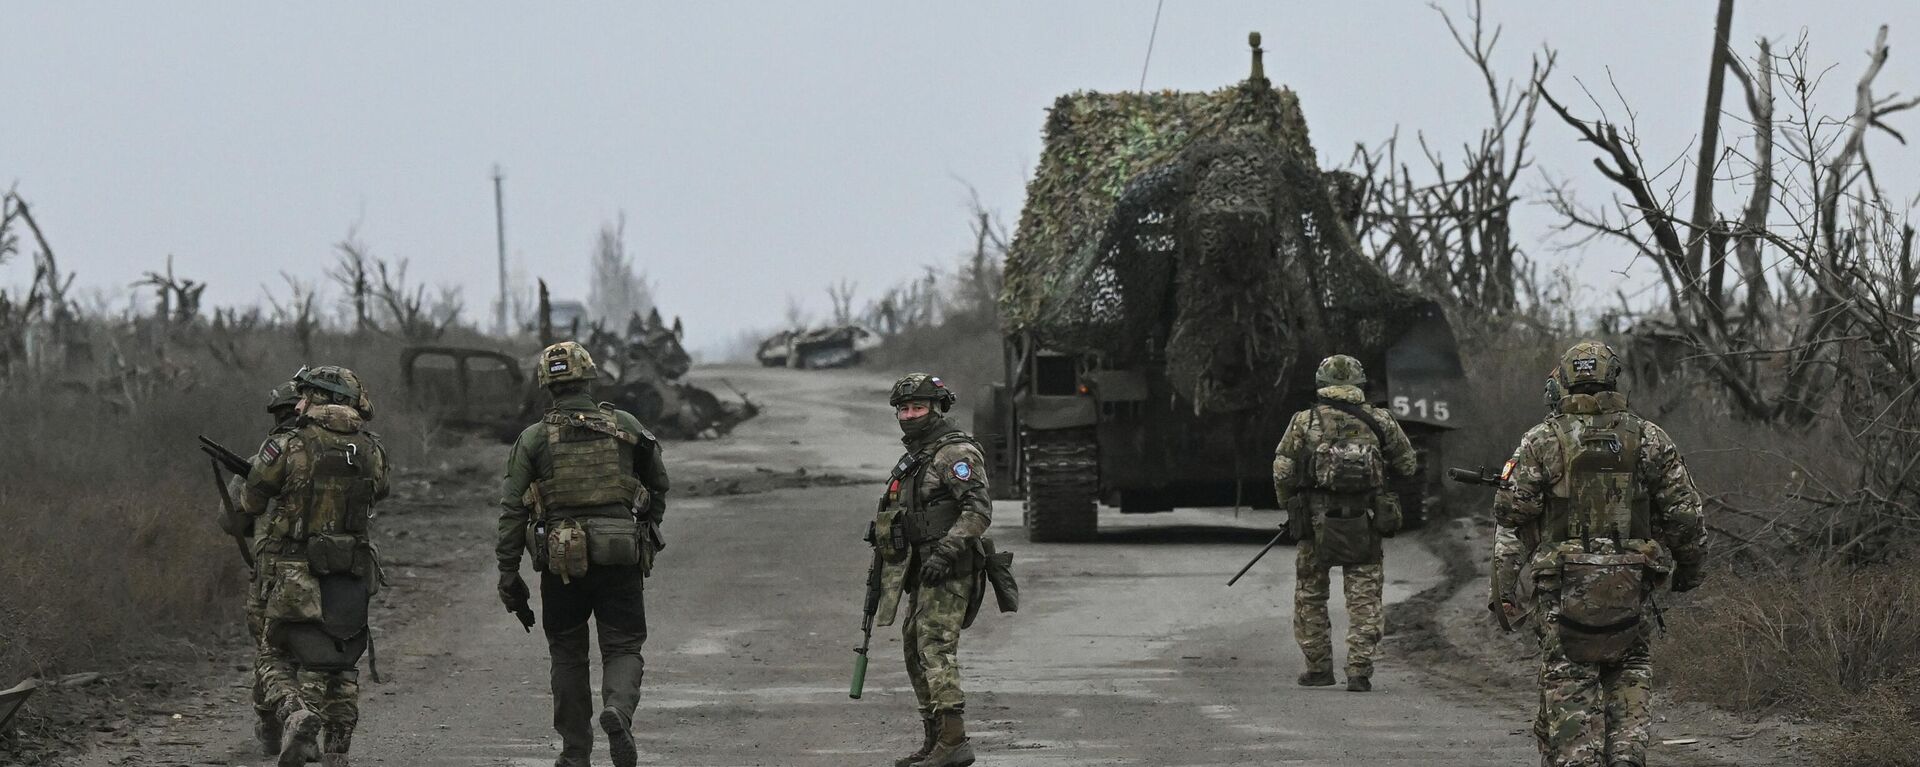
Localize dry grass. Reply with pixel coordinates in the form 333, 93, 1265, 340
1659, 560, 1920, 765
0, 326, 448, 683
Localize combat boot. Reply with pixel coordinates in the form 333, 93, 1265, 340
277, 707, 322, 767
1297, 670, 1336, 687
896, 716, 937, 767
600, 705, 638, 767
912, 712, 974, 767
255, 709, 282, 755
1345, 674, 1372, 693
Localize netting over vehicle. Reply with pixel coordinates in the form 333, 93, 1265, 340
1003, 73, 1430, 413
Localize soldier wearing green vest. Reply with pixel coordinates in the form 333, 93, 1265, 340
235, 365, 391, 767
1271, 354, 1417, 693
497, 341, 669, 767
1494, 341, 1707, 767
871, 373, 993, 767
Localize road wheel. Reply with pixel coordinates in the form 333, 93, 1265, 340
1023, 427, 1098, 542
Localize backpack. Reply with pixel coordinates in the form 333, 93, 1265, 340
1542, 410, 1658, 663
1307, 404, 1387, 495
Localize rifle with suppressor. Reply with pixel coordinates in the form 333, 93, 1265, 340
1448, 463, 1525, 631
850, 548, 882, 699
199, 436, 256, 572
1447, 465, 1506, 488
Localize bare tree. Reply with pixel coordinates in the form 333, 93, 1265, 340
264, 272, 321, 358
327, 230, 375, 334
826, 278, 858, 325
134, 255, 207, 325
1543, 21, 1920, 560
587, 215, 654, 327
1345, 1, 1555, 318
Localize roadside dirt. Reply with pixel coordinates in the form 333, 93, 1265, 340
37, 365, 1812, 766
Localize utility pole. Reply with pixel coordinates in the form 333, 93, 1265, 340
493, 165, 509, 336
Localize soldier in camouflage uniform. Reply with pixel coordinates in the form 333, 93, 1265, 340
1272, 355, 1417, 692
1489, 370, 1566, 630
236, 366, 391, 767
224, 377, 307, 756
497, 341, 669, 767
870, 373, 991, 767
1493, 342, 1707, 767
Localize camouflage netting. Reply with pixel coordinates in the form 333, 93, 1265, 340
1004, 75, 1429, 413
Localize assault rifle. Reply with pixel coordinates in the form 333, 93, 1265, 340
198, 436, 256, 572
1447, 465, 1506, 488
850, 549, 882, 699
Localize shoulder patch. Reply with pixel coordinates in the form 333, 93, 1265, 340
952, 461, 973, 481
259, 438, 282, 464
1500, 459, 1516, 482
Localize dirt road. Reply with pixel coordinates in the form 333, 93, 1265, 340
59, 365, 1753, 766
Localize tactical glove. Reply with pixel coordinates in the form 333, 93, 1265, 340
1286, 511, 1311, 542
499, 570, 533, 614
1670, 562, 1705, 593
918, 538, 964, 584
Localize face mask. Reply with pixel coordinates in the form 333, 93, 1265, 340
898, 410, 941, 441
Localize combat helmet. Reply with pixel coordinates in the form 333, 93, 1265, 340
294, 365, 370, 415
1315, 354, 1366, 388
538, 341, 598, 388
889, 372, 956, 412
266, 378, 303, 415
1555, 340, 1623, 392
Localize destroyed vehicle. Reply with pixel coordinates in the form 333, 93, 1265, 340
789, 324, 879, 369
755, 324, 881, 369
981, 33, 1468, 542
402, 343, 756, 441
756, 330, 797, 367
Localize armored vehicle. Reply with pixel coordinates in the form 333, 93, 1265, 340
979, 34, 1468, 541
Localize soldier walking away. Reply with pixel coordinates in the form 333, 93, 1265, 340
218, 377, 307, 757
1271, 355, 1417, 693
868, 373, 994, 767
497, 341, 669, 767
1493, 341, 1707, 767
233, 366, 391, 767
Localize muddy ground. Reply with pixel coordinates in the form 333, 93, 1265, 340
36, 365, 1809, 766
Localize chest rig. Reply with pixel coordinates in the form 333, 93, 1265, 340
872, 432, 975, 558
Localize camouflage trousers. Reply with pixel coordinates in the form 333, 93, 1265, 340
1531, 623, 1653, 767
248, 561, 362, 754
255, 627, 362, 753
245, 585, 271, 719
903, 568, 973, 716
1293, 539, 1385, 676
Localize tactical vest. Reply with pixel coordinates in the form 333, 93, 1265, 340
1542, 405, 1651, 543
876, 431, 977, 549
533, 405, 648, 516
263, 423, 380, 544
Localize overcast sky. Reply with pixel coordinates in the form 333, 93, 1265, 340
5, 1, 1918, 353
